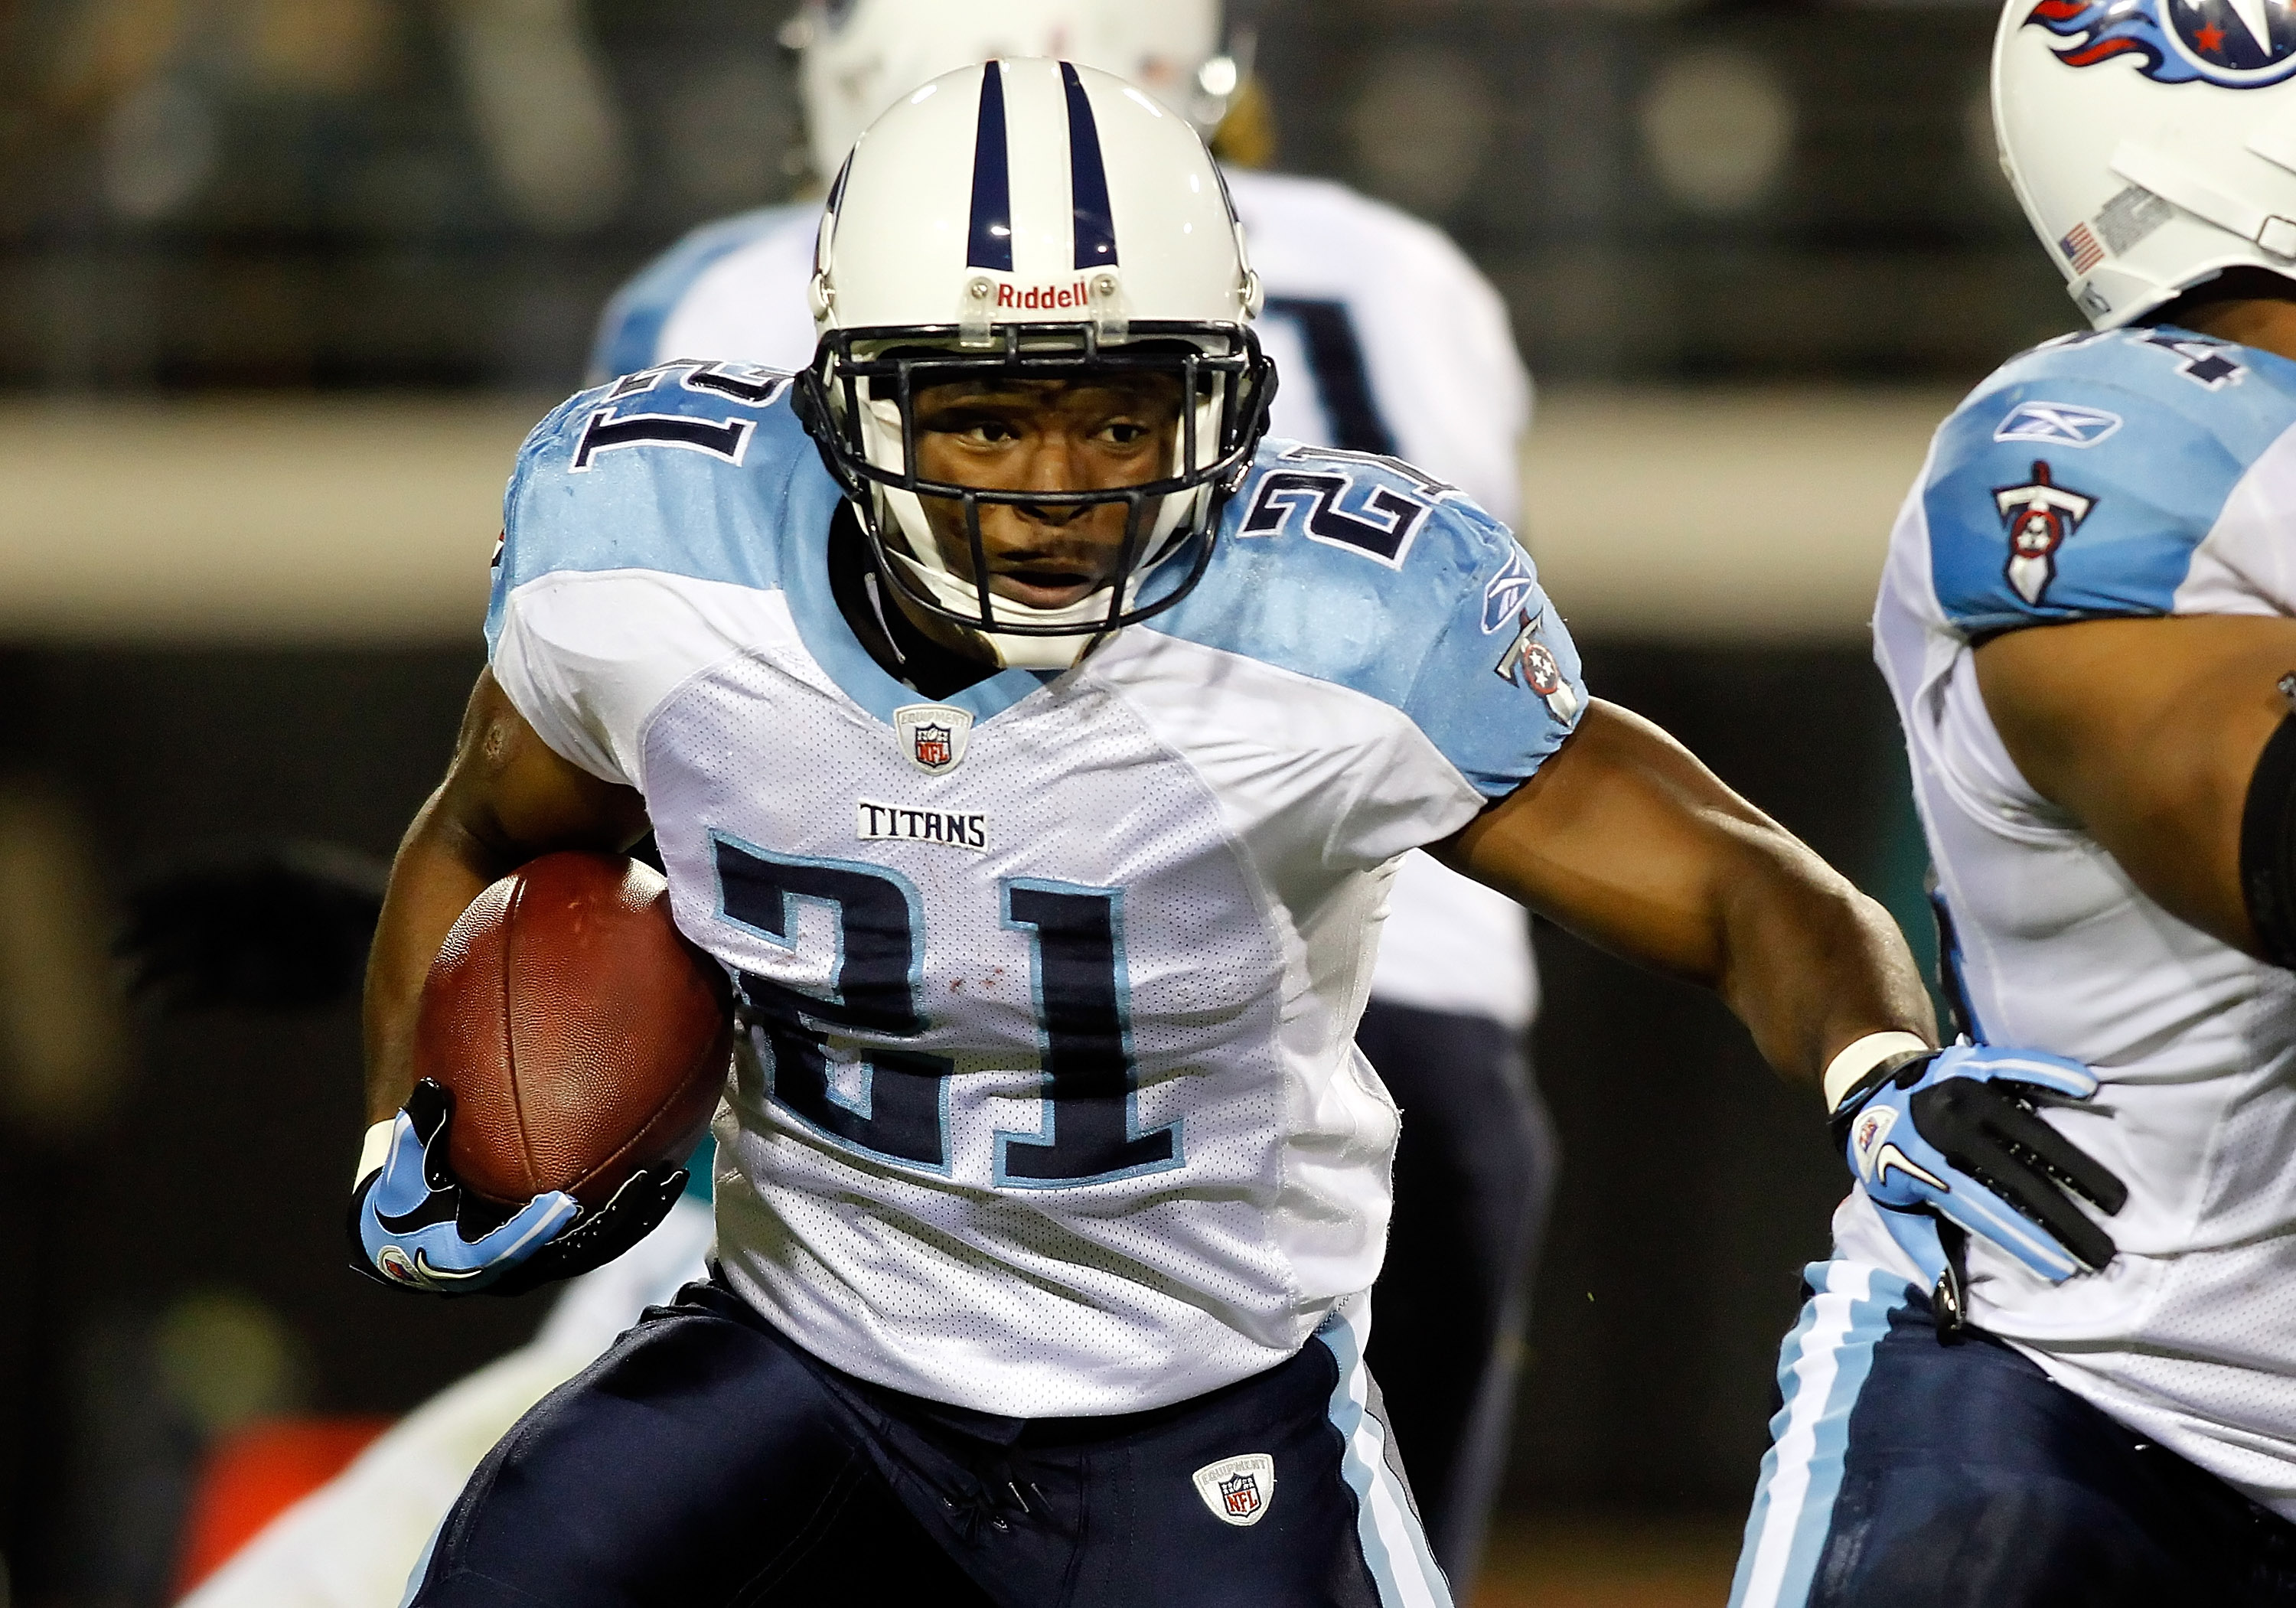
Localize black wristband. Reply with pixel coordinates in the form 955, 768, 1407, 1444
2239, 709, 2296, 969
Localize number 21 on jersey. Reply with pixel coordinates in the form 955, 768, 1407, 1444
711, 833, 1180, 1188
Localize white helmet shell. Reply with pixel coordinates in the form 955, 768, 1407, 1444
797, 59, 1274, 670
1996, 0, 2296, 328
792, 0, 1225, 184
819, 60, 1260, 341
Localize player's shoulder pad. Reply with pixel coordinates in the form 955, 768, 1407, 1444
489, 360, 830, 647
586, 203, 819, 383
1160, 439, 1585, 797
1922, 326, 2296, 634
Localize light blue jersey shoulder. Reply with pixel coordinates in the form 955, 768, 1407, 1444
492, 386, 1582, 800
1924, 326, 2296, 634
585, 203, 817, 384
488, 358, 824, 645
1158, 440, 1585, 799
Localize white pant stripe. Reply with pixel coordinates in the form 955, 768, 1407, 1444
1317, 1303, 1453, 1608
1733, 1261, 1882, 1608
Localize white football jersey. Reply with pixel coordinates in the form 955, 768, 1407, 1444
488, 368, 1583, 1416
587, 168, 1539, 1027
1867, 325, 2296, 1516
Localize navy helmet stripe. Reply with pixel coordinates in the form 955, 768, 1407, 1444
1060, 62, 1117, 271
967, 62, 1015, 272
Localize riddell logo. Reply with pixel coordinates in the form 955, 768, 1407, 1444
998, 279, 1091, 311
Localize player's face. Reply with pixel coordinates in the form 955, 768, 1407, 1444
908, 373, 1184, 612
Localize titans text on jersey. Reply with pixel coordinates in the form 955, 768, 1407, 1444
487, 360, 1585, 1418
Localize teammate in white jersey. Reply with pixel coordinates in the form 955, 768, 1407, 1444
585, 2, 1544, 1580
1730, 2, 2296, 1603
345, 59, 1963, 1608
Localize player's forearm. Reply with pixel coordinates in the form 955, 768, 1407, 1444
1707, 833, 1936, 1091
360, 790, 518, 1122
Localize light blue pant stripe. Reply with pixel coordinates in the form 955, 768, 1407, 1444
1728, 1259, 1914, 1608
1315, 1305, 1455, 1608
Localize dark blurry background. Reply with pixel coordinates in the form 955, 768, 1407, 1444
0, 0, 2055, 390
0, 2, 2066, 1603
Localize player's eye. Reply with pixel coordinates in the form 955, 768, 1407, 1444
937, 416, 1019, 445
1097, 419, 1152, 447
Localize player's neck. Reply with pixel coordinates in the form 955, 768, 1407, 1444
2174, 296, 2296, 364
826, 506, 999, 700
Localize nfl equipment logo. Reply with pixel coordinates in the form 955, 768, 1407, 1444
892, 704, 974, 775
1191, 1453, 1277, 1528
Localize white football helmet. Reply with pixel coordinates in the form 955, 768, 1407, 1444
785, 0, 1235, 184
793, 59, 1275, 670
1996, 0, 2296, 328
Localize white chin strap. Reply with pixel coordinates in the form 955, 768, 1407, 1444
856, 393, 1218, 670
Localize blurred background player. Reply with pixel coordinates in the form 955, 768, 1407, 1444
591, 3, 1551, 1586
1732, 2, 2296, 1602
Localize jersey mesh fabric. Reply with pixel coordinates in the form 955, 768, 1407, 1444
1862, 325, 2296, 1516
487, 378, 1580, 1415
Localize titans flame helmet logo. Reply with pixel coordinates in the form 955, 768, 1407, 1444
2027, 0, 2296, 88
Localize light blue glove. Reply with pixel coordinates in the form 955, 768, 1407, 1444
352, 1080, 578, 1293
1834, 1044, 2128, 1286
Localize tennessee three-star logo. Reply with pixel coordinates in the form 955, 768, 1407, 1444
1994, 461, 2097, 606
2027, 0, 2296, 87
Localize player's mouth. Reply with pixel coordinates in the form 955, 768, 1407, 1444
988, 564, 1110, 610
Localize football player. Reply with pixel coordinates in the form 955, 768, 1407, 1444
589, 4, 1548, 1580
1730, 2, 2296, 1603
352, 61, 2074, 1606
163, 10, 1545, 1600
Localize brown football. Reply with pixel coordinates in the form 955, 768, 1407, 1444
415, 850, 733, 1208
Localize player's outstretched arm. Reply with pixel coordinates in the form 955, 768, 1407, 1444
353, 670, 657, 1296
1975, 613, 2296, 961
1435, 700, 2128, 1290
1433, 700, 1932, 1087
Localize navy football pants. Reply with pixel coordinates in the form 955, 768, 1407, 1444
1733, 1261, 2296, 1606
406, 1279, 1451, 1608
1355, 1001, 1555, 1587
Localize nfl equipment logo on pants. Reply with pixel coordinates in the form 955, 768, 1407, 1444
1194, 1454, 1276, 1528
